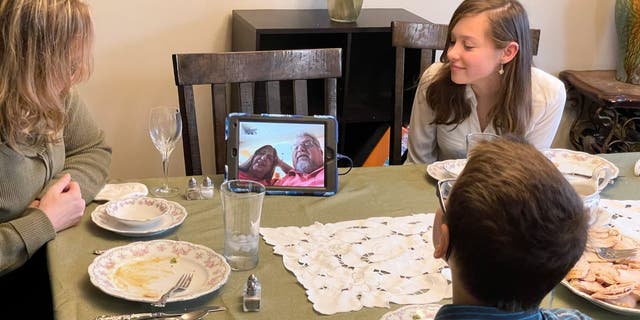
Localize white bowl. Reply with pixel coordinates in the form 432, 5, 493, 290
105, 197, 169, 227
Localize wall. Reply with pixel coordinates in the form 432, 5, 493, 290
81, 0, 617, 179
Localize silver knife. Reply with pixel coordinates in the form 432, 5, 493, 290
94, 305, 225, 320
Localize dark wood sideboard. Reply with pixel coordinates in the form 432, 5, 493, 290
232, 8, 429, 165
560, 70, 640, 153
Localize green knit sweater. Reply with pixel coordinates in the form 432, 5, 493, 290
0, 90, 112, 275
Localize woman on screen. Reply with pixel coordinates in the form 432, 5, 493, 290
238, 145, 292, 186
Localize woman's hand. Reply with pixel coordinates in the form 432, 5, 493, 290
277, 158, 294, 174
38, 173, 85, 232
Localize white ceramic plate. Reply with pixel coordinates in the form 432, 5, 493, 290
91, 199, 187, 237
95, 183, 149, 201
426, 159, 466, 181
380, 304, 442, 320
542, 149, 619, 181
426, 149, 619, 185
561, 280, 640, 316
88, 240, 230, 303
442, 159, 466, 177
105, 197, 170, 227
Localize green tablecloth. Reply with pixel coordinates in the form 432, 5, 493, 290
49, 153, 640, 319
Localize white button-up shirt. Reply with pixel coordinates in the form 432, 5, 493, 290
406, 62, 566, 164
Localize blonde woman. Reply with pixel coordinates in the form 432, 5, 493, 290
0, 0, 111, 315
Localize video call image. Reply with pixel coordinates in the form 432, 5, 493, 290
237, 120, 326, 187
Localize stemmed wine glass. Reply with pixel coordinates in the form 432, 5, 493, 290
149, 106, 182, 197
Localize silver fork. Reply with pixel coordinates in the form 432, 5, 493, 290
595, 247, 639, 260
152, 272, 193, 307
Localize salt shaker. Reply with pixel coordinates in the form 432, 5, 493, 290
185, 177, 201, 200
243, 274, 261, 312
200, 176, 214, 199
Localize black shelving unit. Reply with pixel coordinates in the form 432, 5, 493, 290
232, 8, 428, 165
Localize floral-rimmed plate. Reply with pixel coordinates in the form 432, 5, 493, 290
560, 280, 640, 316
88, 240, 230, 303
442, 159, 466, 177
91, 199, 186, 237
426, 159, 466, 181
380, 304, 442, 320
542, 149, 619, 183
562, 216, 640, 316
426, 149, 619, 186
95, 183, 149, 201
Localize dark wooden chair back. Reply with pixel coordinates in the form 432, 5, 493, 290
172, 48, 342, 175
389, 21, 541, 165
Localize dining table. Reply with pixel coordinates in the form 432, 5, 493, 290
48, 152, 640, 320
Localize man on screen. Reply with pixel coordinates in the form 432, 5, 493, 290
274, 132, 324, 187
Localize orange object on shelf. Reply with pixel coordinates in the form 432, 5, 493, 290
363, 127, 390, 167
363, 126, 409, 166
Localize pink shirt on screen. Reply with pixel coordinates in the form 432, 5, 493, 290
274, 167, 324, 187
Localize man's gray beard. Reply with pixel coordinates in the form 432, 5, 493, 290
295, 159, 315, 173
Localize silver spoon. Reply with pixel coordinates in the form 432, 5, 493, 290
168, 306, 226, 319
165, 308, 213, 320
95, 306, 225, 320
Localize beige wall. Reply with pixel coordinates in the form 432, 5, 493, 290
80, 0, 617, 180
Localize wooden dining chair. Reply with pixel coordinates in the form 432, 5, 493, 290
172, 48, 342, 176
389, 21, 541, 165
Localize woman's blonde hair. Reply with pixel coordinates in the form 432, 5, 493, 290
0, 0, 93, 151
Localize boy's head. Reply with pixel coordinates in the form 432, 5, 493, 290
434, 136, 588, 311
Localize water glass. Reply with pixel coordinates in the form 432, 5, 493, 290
221, 180, 266, 271
465, 132, 500, 157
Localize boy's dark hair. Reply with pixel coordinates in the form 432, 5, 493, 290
445, 136, 588, 311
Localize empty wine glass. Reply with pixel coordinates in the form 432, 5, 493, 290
149, 106, 182, 197
465, 132, 500, 157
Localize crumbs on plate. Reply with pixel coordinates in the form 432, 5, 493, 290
412, 310, 425, 319
112, 256, 179, 298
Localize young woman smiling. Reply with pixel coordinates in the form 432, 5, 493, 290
406, 0, 565, 164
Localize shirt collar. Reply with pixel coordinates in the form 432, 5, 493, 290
435, 304, 543, 320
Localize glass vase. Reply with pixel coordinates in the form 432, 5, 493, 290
327, 0, 363, 23
615, 0, 640, 84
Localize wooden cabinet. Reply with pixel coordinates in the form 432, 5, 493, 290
559, 70, 640, 153
232, 9, 429, 165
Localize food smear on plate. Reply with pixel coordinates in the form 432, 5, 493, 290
112, 256, 179, 298
565, 226, 640, 309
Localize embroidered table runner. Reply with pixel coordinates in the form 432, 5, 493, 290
600, 199, 640, 238
260, 213, 451, 315
260, 200, 639, 315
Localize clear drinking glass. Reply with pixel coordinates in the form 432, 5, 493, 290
465, 132, 500, 157
149, 106, 182, 197
221, 180, 266, 271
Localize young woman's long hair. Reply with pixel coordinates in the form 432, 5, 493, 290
0, 0, 94, 152
427, 0, 532, 136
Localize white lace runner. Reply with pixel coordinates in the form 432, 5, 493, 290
600, 199, 640, 239
260, 214, 452, 315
